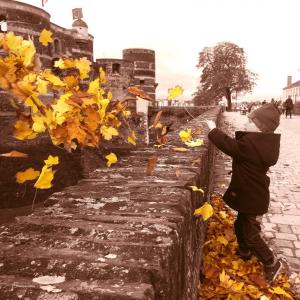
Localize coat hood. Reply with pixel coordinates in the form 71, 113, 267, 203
235, 131, 281, 167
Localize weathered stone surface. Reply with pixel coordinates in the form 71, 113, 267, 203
0, 107, 221, 299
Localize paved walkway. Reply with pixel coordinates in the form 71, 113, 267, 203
213, 111, 300, 287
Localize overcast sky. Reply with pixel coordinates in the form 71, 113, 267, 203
18, 0, 300, 101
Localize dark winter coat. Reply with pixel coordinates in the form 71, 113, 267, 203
208, 129, 281, 214
284, 98, 294, 110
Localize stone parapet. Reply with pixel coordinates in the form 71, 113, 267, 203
0, 107, 221, 299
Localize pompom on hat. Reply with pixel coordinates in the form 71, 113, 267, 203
248, 103, 280, 132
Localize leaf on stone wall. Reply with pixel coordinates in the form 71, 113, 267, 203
16, 168, 40, 184
191, 128, 202, 137
179, 129, 192, 142
172, 147, 188, 152
146, 156, 158, 176
185, 138, 204, 147
128, 130, 136, 145
0, 150, 28, 158
105, 152, 117, 167
189, 185, 204, 193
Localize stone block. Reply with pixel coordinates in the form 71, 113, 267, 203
275, 232, 298, 241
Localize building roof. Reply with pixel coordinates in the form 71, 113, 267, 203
72, 19, 88, 28
283, 80, 300, 90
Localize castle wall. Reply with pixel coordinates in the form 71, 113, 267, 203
0, 0, 93, 68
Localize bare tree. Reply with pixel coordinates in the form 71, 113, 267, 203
197, 42, 257, 110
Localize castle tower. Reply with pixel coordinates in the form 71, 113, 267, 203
95, 58, 134, 100
123, 48, 157, 104
71, 8, 93, 62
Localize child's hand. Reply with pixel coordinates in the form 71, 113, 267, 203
206, 120, 216, 130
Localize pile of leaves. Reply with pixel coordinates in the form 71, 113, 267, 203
199, 194, 296, 300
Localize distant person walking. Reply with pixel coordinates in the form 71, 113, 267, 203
284, 96, 294, 119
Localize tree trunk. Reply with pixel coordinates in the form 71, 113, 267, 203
225, 88, 232, 111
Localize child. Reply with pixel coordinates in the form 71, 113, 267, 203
206, 103, 283, 282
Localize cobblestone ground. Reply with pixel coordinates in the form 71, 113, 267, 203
212, 111, 300, 294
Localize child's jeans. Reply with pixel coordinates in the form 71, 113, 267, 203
234, 213, 274, 265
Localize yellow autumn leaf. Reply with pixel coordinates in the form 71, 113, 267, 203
231, 260, 240, 270
185, 138, 204, 147
37, 77, 48, 94
217, 235, 228, 246
107, 91, 113, 101
194, 202, 213, 221
24, 97, 38, 113
172, 147, 188, 152
123, 110, 131, 117
167, 85, 183, 101
219, 210, 227, 219
75, 57, 91, 79
219, 269, 233, 288
105, 152, 117, 167
179, 129, 192, 142
44, 155, 59, 167
189, 185, 204, 194
21, 40, 36, 67
52, 93, 71, 125
34, 165, 55, 189
100, 125, 119, 140
32, 115, 46, 133
39, 29, 53, 46
4, 32, 22, 51
88, 78, 99, 94
14, 119, 37, 140
53, 58, 65, 69
0, 150, 28, 158
231, 281, 244, 292
42, 70, 65, 87
16, 168, 40, 184
128, 130, 136, 145
99, 67, 107, 84
269, 287, 293, 299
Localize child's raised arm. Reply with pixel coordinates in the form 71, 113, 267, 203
206, 121, 241, 158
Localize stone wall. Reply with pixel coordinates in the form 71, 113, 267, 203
0, 107, 221, 299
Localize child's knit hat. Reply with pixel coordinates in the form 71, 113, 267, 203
248, 103, 280, 132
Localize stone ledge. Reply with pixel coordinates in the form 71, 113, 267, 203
0, 107, 221, 299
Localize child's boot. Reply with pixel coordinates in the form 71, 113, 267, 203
264, 258, 283, 282
236, 248, 252, 261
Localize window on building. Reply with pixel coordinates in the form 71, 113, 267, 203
54, 39, 61, 54
112, 63, 120, 74
140, 79, 145, 85
48, 44, 53, 57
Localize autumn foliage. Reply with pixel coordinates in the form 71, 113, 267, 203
0, 30, 139, 189
199, 195, 296, 300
